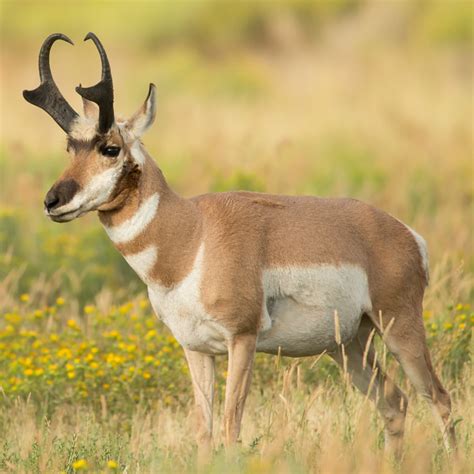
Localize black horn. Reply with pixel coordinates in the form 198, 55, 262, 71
23, 33, 79, 133
75, 32, 114, 133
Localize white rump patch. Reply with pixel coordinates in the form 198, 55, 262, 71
123, 246, 157, 285
103, 193, 160, 244
257, 264, 372, 356
404, 225, 430, 283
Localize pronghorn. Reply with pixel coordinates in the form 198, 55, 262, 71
24, 33, 456, 456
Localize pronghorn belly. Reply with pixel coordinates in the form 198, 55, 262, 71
257, 265, 372, 357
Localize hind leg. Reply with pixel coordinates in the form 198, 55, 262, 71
371, 306, 456, 452
330, 317, 408, 456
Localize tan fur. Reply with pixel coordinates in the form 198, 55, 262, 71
42, 88, 454, 454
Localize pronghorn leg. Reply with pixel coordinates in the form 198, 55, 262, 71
330, 317, 407, 457
379, 309, 456, 452
184, 349, 215, 460
223, 333, 257, 447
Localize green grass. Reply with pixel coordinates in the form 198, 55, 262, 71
0, 1, 472, 472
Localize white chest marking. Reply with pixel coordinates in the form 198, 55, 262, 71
147, 244, 230, 354
123, 246, 157, 285
257, 265, 372, 356
103, 193, 159, 244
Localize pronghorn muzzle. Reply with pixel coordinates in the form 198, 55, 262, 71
44, 179, 80, 217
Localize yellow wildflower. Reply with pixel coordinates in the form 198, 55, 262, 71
56, 296, 65, 306
459, 323, 466, 330
455, 303, 463, 311
20, 293, 30, 303
84, 305, 96, 315
443, 322, 453, 330
143, 372, 151, 380
430, 323, 437, 331
423, 310, 433, 320
67, 371, 76, 379
34, 368, 44, 376
72, 459, 88, 470
119, 303, 133, 314
24, 368, 34, 376
107, 460, 118, 470
67, 319, 79, 329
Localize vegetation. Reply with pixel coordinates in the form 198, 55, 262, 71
0, 1, 472, 473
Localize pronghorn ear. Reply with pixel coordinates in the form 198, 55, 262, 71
82, 97, 99, 120
126, 83, 156, 138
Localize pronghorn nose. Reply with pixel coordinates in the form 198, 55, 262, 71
44, 179, 80, 212
44, 191, 60, 212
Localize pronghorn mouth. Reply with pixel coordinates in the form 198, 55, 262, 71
46, 207, 84, 222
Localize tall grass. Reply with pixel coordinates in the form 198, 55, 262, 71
0, 1, 472, 473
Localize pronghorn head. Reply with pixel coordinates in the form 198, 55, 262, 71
23, 33, 156, 222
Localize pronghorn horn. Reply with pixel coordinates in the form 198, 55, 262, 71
23, 33, 79, 133
75, 32, 114, 133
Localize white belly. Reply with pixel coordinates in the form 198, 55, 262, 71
256, 265, 372, 357
147, 252, 372, 357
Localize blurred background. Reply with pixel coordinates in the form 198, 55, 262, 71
0, 4, 472, 471
0, 1, 472, 306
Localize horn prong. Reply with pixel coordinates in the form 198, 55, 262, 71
75, 32, 114, 133
23, 33, 78, 133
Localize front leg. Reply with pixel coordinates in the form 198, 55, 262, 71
223, 333, 257, 446
184, 349, 215, 459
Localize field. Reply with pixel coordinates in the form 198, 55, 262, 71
0, 1, 472, 473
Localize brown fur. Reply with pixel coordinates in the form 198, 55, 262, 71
41, 92, 453, 455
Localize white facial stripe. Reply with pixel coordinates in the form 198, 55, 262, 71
123, 246, 157, 285
103, 193, 160, 244
50, 165, 123, 216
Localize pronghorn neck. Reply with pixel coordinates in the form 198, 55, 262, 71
98, 145, 174, 227
98, 145, 202, 287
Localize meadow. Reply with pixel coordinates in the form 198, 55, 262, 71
0, 2, 472, 473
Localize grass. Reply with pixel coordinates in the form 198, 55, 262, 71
0, 1, 472, 473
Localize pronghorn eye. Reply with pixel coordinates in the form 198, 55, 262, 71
100, 146, 121, 158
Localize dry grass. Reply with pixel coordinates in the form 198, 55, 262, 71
1, 358, 472, 473
0, 2, 472, 473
